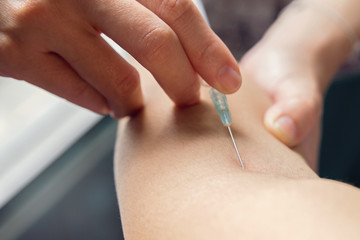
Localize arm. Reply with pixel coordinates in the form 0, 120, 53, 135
114, 61, 360, 239
241, 0, 360, 149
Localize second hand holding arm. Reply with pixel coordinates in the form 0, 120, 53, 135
240, 0, 360, 153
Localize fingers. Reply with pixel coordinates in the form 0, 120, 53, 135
52, 28, 143, 118
24, 53, 110, 115
85, 0, 200, 106
139, 0, 242, 94
264, 80, 322, 147
3, 0, 240, 117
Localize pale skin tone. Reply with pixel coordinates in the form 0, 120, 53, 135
114, 60, 360, 239
242, 0, 360, 147
1, 0, 358, 237
1, 0, 358, 146
0, 0, 241, 118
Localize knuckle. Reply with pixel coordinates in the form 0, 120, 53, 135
72, 83, 92, 99
175, 76, 200, 103
290, 95, 323, 122
114, 69, 140, 96
298, 96, 321, 114
13, 0, 52, 26
1, 1, 68, 51
197, 39, 219, 62
0, 34, 10, 62
158, 0, 194, 23
306, 95, 323, 117
3, 0, 56, 45
0, 34, 21, 77
140, 26, 177, 64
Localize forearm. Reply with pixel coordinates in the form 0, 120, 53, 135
262, 0, 359, 92
314, 0, 360, 37
115, 62, 317, 178
114, 61, 360, 239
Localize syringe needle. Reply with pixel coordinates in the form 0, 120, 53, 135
209, 87, 245, 168
227, 126, 244, 168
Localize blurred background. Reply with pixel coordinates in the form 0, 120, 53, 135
0, 0, 359, 239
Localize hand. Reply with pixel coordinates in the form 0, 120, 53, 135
240, 40, 323, 148
0, 0, 241, 118
239, 3, 353, 165
240, 42, 323, 168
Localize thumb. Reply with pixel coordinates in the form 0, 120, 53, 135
264, 95, 322, 147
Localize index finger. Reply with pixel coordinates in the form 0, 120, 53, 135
140, 0, 242, 94
82, 0, 200, 106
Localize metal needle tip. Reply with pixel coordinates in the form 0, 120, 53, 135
227, 126, 244, 168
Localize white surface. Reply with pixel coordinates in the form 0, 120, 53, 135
0, 35, 128, 209
0, 78, 102, 208
0, 27, 131, 209
0, 0, 206, 209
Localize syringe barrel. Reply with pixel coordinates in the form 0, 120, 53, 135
209, 88, 232, 126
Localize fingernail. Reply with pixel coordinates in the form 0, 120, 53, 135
273, 115, 297, 145
217, 66, 241, 93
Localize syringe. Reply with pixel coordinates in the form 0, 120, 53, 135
209, 88, 245, 168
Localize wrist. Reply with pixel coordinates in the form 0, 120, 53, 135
264, 2, 355, 90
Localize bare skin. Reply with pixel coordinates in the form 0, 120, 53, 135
114, 61, 360, 239
241, 0, 360, 147
2, 0, 358, 149
0, 0, 241, 118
